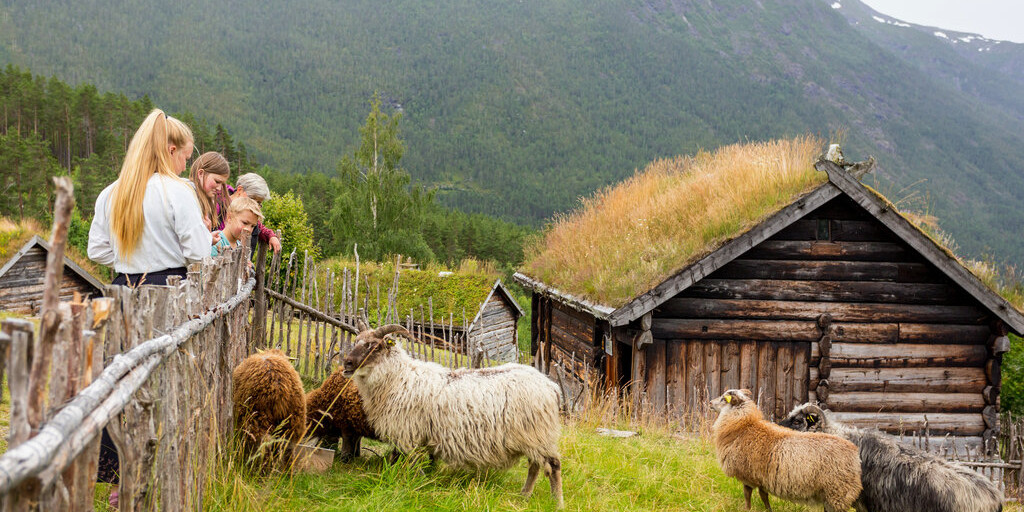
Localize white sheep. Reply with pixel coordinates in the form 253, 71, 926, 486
342, 324, 565, 508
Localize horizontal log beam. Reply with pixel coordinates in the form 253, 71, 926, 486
658, 298, 988, 324
744, 240, 911, 261
652, 318, 989, 345
809, 367, 986, 393
773, 219, 895, 242
711, 259, 935, 283
682, 279, 955, 304
826, 392, 985, 413
829, 412, 985, 436
811, 343, 988, 367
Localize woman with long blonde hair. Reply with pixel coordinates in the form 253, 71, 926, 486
87, 109, 210, 286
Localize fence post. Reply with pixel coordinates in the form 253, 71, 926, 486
4, 318, 38, 510
252, 240, 269, 349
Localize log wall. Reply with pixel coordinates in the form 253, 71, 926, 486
646, 196, 996, 435
0, 246, 102, 314
535, 296, 600, 384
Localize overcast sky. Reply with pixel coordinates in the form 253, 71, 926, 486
859, 0, 1024, 43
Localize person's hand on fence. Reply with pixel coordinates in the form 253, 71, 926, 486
270, 236, 281, 253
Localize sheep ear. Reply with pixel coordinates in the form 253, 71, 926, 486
384, 337, 396, 347
724, 395, 732, 404
806, 413, 819, 425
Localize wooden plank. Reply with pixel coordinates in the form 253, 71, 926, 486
632, 339, 647, 398
646, 340, 667, 414
686, 341, 704, 410
811, 343, 988, 367
682, 279, 956, 304
739, 341, 757, 393
808, 367, 987, 393
710, 259, 936, 283
827, 392, 985, 413
658, 298, 988, 324
793, 342, 809, 406
757, 342, 776, 419
818, 160, 1024, 334
606, 184, 842, 327
665, 341, 685, 416
705, 341, 721, 405
829, 412, 985, 436
776, 343, 794, 420
653, 318, 820, 342
743, 240, 912, 261
720, 341, 741, 393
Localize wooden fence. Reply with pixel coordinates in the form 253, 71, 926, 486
256, 250, 506, 381
0, 178, 256, 511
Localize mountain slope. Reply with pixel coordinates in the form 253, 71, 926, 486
2, 0, 1022, 263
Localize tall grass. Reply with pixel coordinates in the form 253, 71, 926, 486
523, 136, 826, 307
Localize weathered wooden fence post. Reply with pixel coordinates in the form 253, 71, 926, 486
252, 240, 269, 349
2, 318, 35, 511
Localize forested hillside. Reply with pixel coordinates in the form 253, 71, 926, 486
1, 0, 1023, 263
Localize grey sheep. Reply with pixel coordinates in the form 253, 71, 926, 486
779, 403, 1003, 512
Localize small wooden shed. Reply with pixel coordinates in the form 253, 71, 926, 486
0, 235, 105, 314
465, 280, 525, 363
516, 158, 1024, 451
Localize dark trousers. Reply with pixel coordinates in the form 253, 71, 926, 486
111, 266, 188, 287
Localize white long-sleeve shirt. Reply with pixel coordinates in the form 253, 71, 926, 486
88, 174, 210, 274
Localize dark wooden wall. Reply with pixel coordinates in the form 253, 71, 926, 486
469, 293, 519, 362
641, 196, 997, 439
533, 296, 600, 383
0, 246, 102, 314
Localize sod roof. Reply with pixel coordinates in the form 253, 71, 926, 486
521, 136, 827, 309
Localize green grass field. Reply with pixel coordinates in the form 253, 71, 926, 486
196, 411, 1024, 512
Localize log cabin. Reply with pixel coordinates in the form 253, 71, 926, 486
0, 235, 105, 314
514, 140, 1024, 453
465, 280, 524, 363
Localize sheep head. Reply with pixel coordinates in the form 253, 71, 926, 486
710, 388, 754, 413
777, 402, 828, 432
342, 324, 412, 378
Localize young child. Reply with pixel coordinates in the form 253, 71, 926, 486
211, 196, 263, 257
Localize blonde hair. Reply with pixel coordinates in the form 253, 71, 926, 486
189, 152, 231, 227
110, 109, 193, 260
227, 196, 264, 224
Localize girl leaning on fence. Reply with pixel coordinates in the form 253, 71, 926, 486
87, 109, 210, 287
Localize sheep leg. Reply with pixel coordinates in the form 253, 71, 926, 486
757, 488, 772, 512
743, 485, 753, 510
521, 460, 542, 497
546, 456, 564, 510
339, 435, 360, 462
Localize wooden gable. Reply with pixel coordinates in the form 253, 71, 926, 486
0, 236, 104, 315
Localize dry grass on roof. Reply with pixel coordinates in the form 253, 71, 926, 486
523, 135, 827, 308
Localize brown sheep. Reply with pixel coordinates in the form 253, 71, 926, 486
232, 349, 307, 468
711, 389, 861, 512
306, 366, 378, 461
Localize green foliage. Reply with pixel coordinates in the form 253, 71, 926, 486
261, 191, 320, 263
0, 131, 63, 220
1003, 334, 1024, 415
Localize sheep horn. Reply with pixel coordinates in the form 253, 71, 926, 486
373, 324, 411, 339
356, 318, 371, 332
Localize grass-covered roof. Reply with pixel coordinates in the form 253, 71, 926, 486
522, 136, 827, 308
